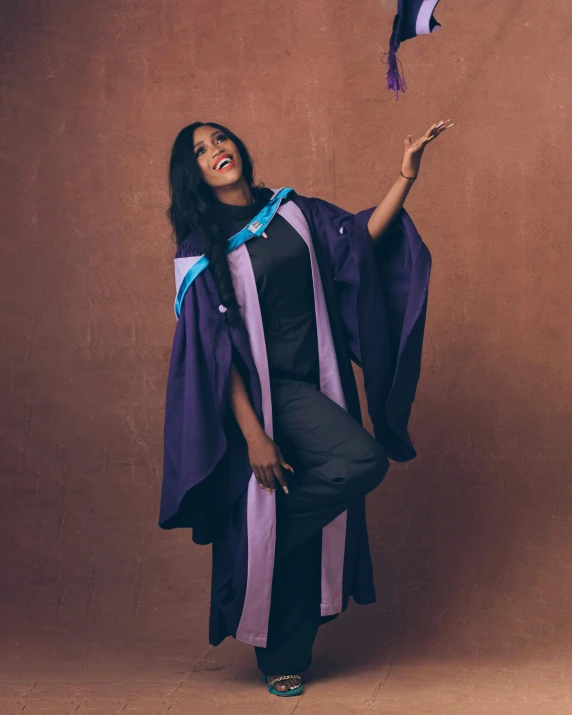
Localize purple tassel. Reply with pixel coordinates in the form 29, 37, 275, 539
383, 38, 407, 100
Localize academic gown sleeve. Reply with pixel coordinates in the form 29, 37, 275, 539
306, 197, 432, 462
159, 237, 234, 539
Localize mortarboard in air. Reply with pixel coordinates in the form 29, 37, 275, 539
385, 0, 442, 99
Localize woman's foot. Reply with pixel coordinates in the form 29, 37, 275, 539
265, 673, 303, 694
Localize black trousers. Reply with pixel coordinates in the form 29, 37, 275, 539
254, 378, 389, 675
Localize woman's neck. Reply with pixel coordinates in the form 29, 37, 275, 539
212, 181, 255, 207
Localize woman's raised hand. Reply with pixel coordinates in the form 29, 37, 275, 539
247, 433, 294, 495
401, 118, 454, 179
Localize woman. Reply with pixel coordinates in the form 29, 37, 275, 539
159, 118, 452, 696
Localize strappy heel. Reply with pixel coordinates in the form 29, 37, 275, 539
262, 673, 303, 697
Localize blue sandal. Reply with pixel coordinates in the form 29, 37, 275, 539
262, 674, 304, 697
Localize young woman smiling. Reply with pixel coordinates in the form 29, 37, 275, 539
159, 117, 452, 696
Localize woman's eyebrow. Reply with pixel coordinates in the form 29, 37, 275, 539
193, 131, 218, 149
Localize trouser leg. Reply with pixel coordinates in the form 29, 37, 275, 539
254, 378, 390, 674
272, 379, 390, 557
255, 528, 321, 675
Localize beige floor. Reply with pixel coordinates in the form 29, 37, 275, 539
1, 626, 570, 715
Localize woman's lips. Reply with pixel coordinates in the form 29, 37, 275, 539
214, 157, 235, 172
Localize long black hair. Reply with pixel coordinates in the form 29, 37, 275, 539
167, 121, 265, 327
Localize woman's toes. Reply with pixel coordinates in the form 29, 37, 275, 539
268, 675, 302, 692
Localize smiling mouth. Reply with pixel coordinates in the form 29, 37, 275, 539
213, 156, 235, 172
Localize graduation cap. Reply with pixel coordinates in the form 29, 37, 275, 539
385, 0, 442, 98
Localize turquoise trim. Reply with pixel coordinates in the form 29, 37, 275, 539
174, 187, 294, 318
174, 255, 210, 318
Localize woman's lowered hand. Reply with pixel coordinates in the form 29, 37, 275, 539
247, 432, 294, 495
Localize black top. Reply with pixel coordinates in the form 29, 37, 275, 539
214, 187, 320, 386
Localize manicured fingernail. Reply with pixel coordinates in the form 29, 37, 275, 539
284, 487, 289, 494
267, 489, 272, 494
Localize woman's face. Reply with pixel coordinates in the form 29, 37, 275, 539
193, 125, 243, 189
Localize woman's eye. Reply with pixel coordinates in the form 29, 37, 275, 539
196, 134, 227, 157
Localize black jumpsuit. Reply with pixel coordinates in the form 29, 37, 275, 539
215, 187, 388, 675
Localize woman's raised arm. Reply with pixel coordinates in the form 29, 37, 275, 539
367, 119, 454, 242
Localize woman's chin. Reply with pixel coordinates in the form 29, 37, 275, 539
214, 172, 244, 186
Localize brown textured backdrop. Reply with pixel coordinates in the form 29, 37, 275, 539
1, 0, 572, 711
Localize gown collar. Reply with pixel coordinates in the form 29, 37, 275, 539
214, 186, 272, 222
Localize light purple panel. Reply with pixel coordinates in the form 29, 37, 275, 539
228, 243, 276, 647
174, 255, 202, 295
276, 198, 348, 617
416, 0, 441, 35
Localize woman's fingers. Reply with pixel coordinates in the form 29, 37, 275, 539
262, 466, 276, 494
273, 462, 289, 495
253, 443, 296, 495
254, 465, 271, 491
277, 448, 295, 473
253, 466, 266, 489
423, 120, 454, 144
428, 119, 452, 137
256, 465, 290, 495
408, 119, 453, 148
435, 119, 454, 134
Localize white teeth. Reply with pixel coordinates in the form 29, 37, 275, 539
215, 157, 232, 170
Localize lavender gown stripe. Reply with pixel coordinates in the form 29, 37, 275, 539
174, 255, 204, 296
276, 200, 348, 618
228, 243, 276, 648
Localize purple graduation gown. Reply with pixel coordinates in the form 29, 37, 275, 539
159, 188, 432, 647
